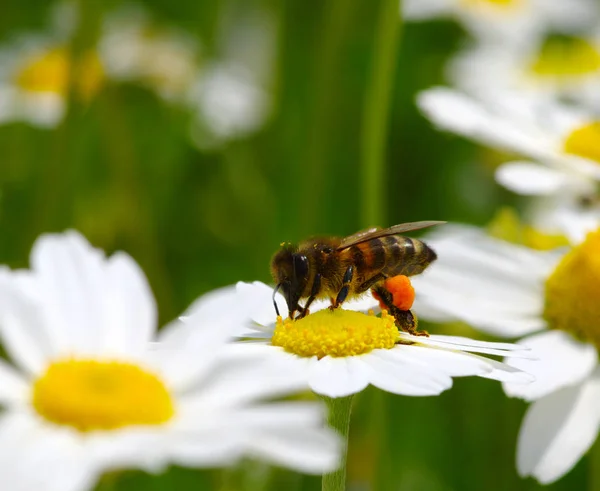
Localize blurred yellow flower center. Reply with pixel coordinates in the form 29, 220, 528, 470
32, 359, 175, 432
531, 37, 600, 78
544, 229, 600, 347
460, 0, 518, 8
564, 122, 600, 164
272, 309, 398, 358
488, 207, 569, 250
15, 47, 104, 100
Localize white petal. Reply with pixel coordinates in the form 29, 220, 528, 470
417, 88, 548, 159
151, 291, 248, 391
473, 356, 535, 384
355, 350, 452, 396
0, 359, 29, 405
30, 230, 110, 356
0, 270, 51, 375
412, 225, 560, 337
517, 371, 600, 484
503, 331, 597, 401
180, 284, 239, 325
0, 412, 98, 491
245, 426, 340, 474
307, 356, 370, 397
103, 252, 157, 354
236, 281, 281, 327
389, 344, 491, 377
408, 334, 534, 358
181, 344, 311, 408
495, 161, 569, 195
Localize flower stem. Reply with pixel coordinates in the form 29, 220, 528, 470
360, 0, 401, 228
322, 395, 354, 491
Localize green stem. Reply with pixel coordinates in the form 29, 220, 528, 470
360, 0, 401, 228
322, 395, 354, 491
589, 438, 600, 490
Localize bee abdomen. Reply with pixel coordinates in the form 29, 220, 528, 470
383, 236, 436, 277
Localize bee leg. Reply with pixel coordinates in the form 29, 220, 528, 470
356, 272, 387, 294
297, 273, 322, 319
372, 285, 428, 337
330, 265, 354, 310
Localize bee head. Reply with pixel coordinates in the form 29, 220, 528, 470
270, 244, 309, 319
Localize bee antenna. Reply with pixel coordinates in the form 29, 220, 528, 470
273, 283, 281, 317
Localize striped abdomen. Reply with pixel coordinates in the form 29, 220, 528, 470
347, 235, 437, 280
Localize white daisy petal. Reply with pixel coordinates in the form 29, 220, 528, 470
356, 350, 453, 396
412, 225, 561, 337
30, 231, 110, 355
517, 371, 600, 484
307, 356, 370, 397
236, 281, 281, 327
245, 426, 340, 474
407, 334, 534, 358
473, 356, 535, 384
389, 344, 492, 377
0, 271, 51, 375
495, 161, 570, 196
503, 331, 597, 401
0, 359, 29, 405
105, 252, 157, 355
181, 345, 311, 408
0, 412, 98, 491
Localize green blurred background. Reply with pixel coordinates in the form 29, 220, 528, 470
0, 0, 595, 490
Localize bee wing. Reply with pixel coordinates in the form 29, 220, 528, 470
337, 227, 379, 247
337, 221, 446, 250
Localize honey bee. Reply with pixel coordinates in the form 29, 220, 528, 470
271, 221, 444, 333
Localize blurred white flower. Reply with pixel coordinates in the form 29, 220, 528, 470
184, 281, 533, 399
450, 28, 600, 111
403, 0, 597, 43
418, 87, 600, 241
0, 232, 341, 491
0, 3, 103, 128
187, 63, 269, 147
412, 224, 600, 484
187, 6, 275, 149
99, 4, 200, 101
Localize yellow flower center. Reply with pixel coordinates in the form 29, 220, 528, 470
544, 229, 600, 347
531, 36, 600, 79
32, 359, 175, 432
488, 207, 570, 250
460, 0, 518, 9
15, 47, 104, 100
272, 309, 398, 358
564, 122, 600, 164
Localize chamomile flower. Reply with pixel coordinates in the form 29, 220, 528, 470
418, 87, 600, 241
449, 28, 600, 111
99, 5, 199, 101
187, 7, 275, 148
198, 281, 534, 399
402, 0, 597, 43
0, 11, 104, 128
411, 224, 600, 484
0, 231, 340, 491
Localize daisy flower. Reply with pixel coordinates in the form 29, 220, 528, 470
0, 20, 104, 128
98, 5, 199, 102
201, 281, 535, 399
186, 7, 275, 149
449, 27, 600, 111
417, 87, 600, 242
402, 0, 597, 43
0, 231, 340, 491
411, 224, 600, 484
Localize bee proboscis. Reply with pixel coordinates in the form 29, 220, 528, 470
270, 221, 444, 334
